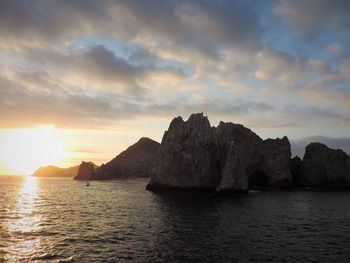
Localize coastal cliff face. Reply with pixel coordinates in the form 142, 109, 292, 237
74, 161, 98, 180
147, 113, 293, 193
300, 143, 350, 189
74, 137, 160, 180
259, 137, 293, 188
147, 115, 220, 190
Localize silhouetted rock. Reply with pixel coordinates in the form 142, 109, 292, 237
97, 137, 160, 179
290, 156, 302, 185
300, 143, 350, 189
147, 114, 220, 191
33, 165, 79, 178
215, 121, 262, 192
259, 137, 293, 188
74, 137, 160, 180
74, 161, 98, 180
147, 113, 293, 193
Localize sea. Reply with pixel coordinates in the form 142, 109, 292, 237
0, 176, 350, 262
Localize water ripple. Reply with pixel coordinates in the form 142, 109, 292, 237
1, 177, 350, 262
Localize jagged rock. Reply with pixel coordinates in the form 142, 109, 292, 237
147, 115, 220, 191
97, 137, 160, 179
300, 143, 350, 189
74, 137, 159, 180
74, 161, 98, 180
259, 137, 293, 188
147, 113, 293, 193
215, 122, 262, 192
33, 165, 79, 178
290, 156, 302, 185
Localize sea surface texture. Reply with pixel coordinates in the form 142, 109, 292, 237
1, 176, 350, 262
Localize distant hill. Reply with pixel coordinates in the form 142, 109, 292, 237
74, 137, 160, 180
33, 165, 79, 178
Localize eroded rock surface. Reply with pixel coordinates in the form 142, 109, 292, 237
300, 143, 350, 189
147, 113, 293, 193
74, 161, 97, 180
147, 115, 220, 191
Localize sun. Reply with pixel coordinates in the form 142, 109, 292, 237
0, 126, 67, 175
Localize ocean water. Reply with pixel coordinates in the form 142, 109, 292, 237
0, 176, 350, 262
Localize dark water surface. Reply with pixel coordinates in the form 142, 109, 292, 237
1, 176, 350, 262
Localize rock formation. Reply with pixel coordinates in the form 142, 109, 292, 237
290, 156, 302, 185
33, 165, 79, 178
300, 143, 350, 189
258, 137, 293, 188
147, 115, 220, 191
74, 161, 98, 180
147, 113, 293, 193
74, 137, 160, 180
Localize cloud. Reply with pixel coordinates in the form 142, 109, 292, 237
0, 0, 263, 56
275, 0, 350, 34
0, 0, 349, 142
0, 67, 276, 129
255, 49, 307, 89
18, 45, 186, 95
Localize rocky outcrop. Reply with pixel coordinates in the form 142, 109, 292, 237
215, 122, 262, 192
147, 113, 293, 193
74, 162, 98, 180
300, 143, 350, 189
258, 137, 293, 188
33, 165, 79, 178
147, 115, 220, 191
74, 137, 160, 180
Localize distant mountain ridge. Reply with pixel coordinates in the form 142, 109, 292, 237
74, 137, 160, 180
33, 165, 79, 178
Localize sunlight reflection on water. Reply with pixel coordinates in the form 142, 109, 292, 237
4, 176, 43, 261
1, 177, 350, 262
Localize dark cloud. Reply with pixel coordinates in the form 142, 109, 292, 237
0, 0, 349, 141
0, 0, 108, 47
20, 45, 186, 95
0, 0, 263, 56
0, 71, 275, 128
275, 0, 350, 35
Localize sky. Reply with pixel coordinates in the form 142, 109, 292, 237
0, 0, 350, 174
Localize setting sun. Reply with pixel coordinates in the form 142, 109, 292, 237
0, 126, 66, 175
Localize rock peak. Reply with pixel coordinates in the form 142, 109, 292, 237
147, 113, 293, 193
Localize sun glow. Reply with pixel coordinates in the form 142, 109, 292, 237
0, 126, 67, 175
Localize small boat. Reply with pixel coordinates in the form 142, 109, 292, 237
86, 181, 90, 186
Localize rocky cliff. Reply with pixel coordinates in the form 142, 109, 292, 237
74, 137, 160, 180
33, 165, 79, 178
290, 156, 302, 185
74, 161, 98, 180
300, 143, 350, 189
147, 113, 293, 193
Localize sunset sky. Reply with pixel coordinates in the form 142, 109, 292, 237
1, 0, 350, 175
